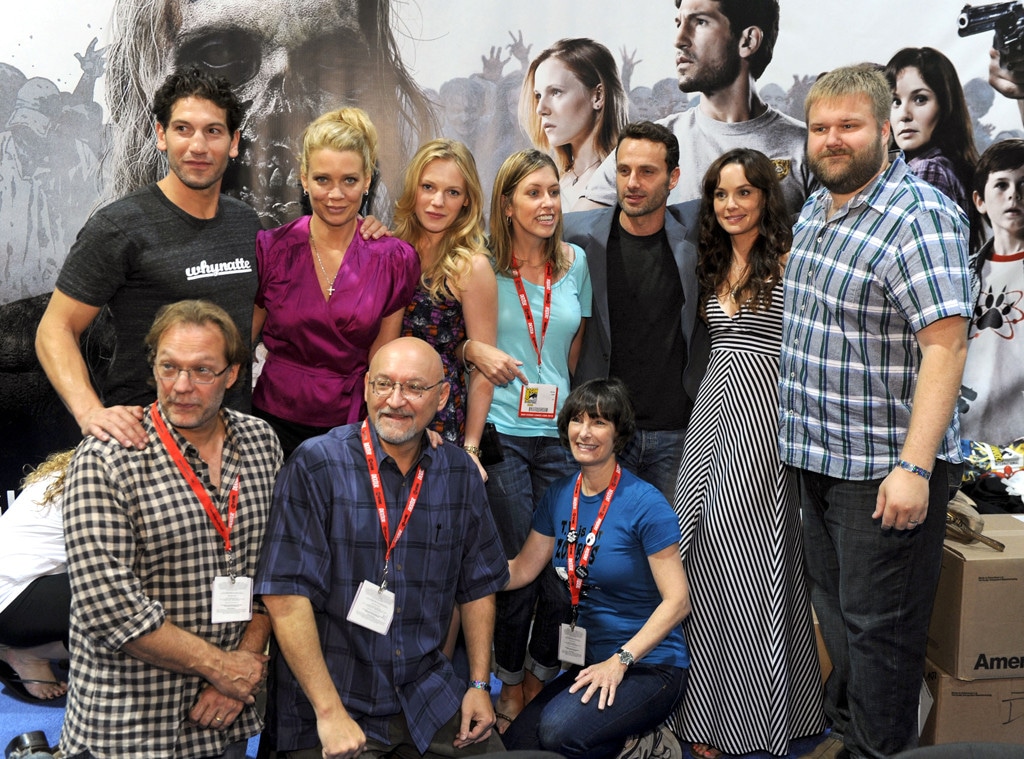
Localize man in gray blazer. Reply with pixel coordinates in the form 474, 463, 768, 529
564, 121, 707, 499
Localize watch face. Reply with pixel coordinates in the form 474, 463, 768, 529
618, 649, 634, 666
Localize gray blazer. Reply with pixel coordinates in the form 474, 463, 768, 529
563, 201, 709, 405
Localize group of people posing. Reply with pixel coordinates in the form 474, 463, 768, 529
1, 1, 1016, 759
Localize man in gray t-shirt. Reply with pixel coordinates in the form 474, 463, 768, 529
36, 68, 259, 450
583, 0, 814, 216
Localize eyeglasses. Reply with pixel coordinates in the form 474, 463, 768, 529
368, 377, 444, 400
155, 362, 232, 385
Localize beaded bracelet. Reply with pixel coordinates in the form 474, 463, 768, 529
468, 679, 492, 692
897, 459, 931, 481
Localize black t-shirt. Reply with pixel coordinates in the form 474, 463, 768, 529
606, 218, 690, 429
56, 185, 260, 410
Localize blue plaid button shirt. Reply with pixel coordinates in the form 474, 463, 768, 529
778, 156, 972, 480
255, 423, 508, 753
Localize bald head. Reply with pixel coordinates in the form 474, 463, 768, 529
369, 336, 445, 384
365, 338, 449, 455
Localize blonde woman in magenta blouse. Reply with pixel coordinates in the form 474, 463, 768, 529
252, 108, 419, 457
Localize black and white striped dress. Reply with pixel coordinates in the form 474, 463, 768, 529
671, 286, 824, 755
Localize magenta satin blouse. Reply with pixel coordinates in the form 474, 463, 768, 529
254, 215, 420, 427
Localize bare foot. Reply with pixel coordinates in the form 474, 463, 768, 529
1, 648, 67, 700
522, 669, 545, 704
494, 681, 525, 735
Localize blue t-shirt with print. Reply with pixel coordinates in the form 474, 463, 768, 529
533, 466, 689, 668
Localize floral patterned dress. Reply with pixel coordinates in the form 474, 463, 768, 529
402, 284, 467, 442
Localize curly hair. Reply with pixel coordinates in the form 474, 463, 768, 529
151, 67, 245, 133
488, 149, 568, 277
21, 448, 76, 511
393, 139, 487, 302
697, 148, 791, 316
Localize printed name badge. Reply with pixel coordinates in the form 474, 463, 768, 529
519, 383, 558, 419
347, 579, 396, 635
558, 622, 587, 667
211, 576, 253, 623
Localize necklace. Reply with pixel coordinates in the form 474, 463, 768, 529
309, 230, 337, 297
726, 261, 750, 303
566, 157, 602, 186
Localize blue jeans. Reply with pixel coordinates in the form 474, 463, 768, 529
502, 664, 688, 758
796, 459, 961, 759
485, 432, 577, 682
618, 427, 687, 501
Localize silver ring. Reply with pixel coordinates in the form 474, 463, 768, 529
909, 519, 919, 525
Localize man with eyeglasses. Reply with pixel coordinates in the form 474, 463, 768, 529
257, 336, 508, 759
60, 299, 283, 759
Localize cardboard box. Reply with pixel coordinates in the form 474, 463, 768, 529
919, 658, 1024, 745
927, 514, 1024, 680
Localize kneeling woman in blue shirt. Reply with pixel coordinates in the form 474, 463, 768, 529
502, 377, 691, 758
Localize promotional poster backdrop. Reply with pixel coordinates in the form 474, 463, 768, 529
0, 0, 1020, 495
3, 0, 1020, 306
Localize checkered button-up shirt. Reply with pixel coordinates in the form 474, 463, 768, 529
778, 156, 972, 480
60, 405, 282, 759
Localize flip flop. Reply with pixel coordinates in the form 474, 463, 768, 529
0, 660, 63, 704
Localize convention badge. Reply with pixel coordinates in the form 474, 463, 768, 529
558, 622, 587, 667
518, 383, 558, 419
347, 579, 395, 635
211, 576, 253, 623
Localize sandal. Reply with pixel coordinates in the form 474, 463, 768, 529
691, 743, 723, 759
494, 711, 515, 735
0, 660, 64, 703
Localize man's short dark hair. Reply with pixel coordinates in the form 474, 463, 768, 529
151, 68, 245, 134
617, 121, 680, 173
716, 0, 780, 80
557, 378, 637, 454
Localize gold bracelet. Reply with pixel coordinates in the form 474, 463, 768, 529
464, 444, 482, 457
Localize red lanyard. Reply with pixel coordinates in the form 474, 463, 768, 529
566, 464, 621, 611
511, 260, 552, 369
361, 420, 424, 586
150, 402, 238, 553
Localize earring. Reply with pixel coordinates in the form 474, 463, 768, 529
363, 190, 369, 197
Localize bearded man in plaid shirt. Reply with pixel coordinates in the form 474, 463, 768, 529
778, 66, 972, 759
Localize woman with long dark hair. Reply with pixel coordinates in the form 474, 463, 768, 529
886, 47, 981, 249
672, 149, 824, 759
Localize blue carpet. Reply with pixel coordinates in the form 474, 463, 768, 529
0, 662, 262, 757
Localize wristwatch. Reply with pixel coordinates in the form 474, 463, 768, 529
615, 648, 635, 668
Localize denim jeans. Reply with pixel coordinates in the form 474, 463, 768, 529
485, 432, 577, 682
796, 459, 961, 759
502, 664, 688, 758
618, 427, 687, 502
